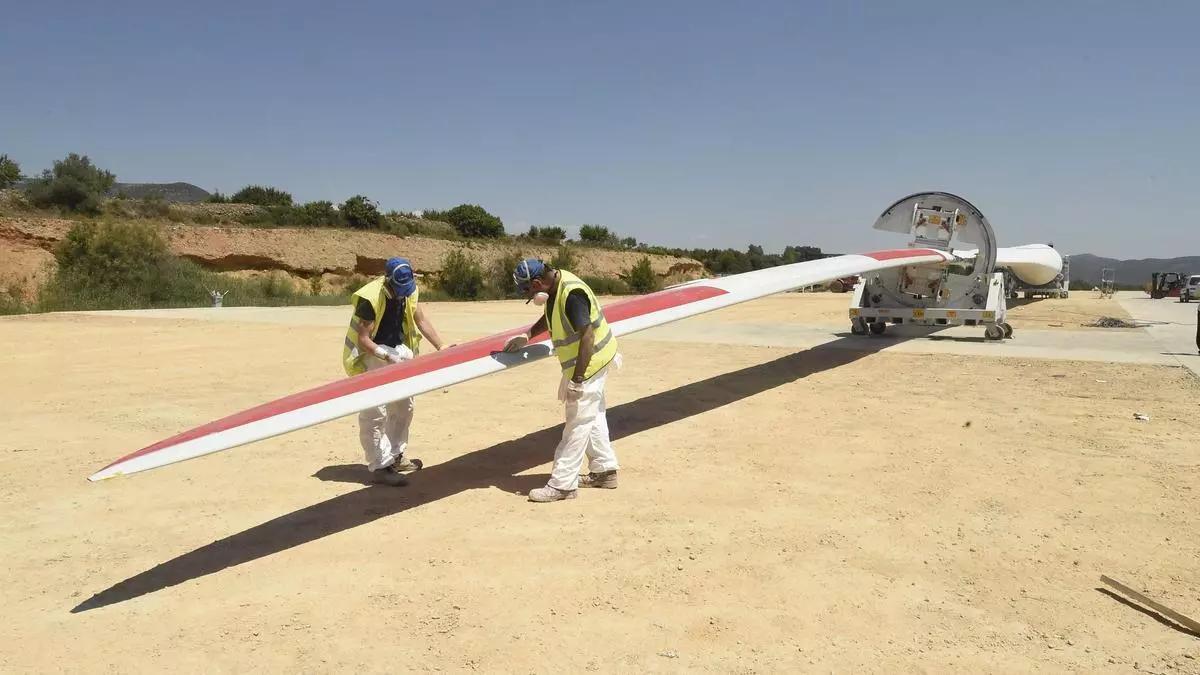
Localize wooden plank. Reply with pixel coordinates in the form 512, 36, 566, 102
1100, 575, 1200, 635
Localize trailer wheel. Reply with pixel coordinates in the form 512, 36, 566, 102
850, 319, 868, 335
869, 321, 886, 335
1001, 322, 1013, 339
984, 324, 1005, 340
830, 279, 845, 293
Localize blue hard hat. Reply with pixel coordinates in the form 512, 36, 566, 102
385, 257, 416, 297
512, 258, 545, 293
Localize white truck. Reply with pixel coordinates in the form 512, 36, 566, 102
1179, 274, 1200, 303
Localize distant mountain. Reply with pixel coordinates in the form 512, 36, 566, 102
108, 182, 211, 203
1068, 253, 1200, 286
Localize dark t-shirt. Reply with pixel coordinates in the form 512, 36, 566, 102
564, 289, 591, 333
355, 296, 406, 348
548, 287, 592, 334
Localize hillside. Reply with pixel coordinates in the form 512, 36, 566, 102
108, 182, 211, 202
12, 180, 212, 203
1068, 253, 1200, 286
0, 215, 704, 301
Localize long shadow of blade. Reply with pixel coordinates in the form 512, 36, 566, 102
73, 336, 885, 613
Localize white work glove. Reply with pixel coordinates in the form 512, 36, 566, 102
502, 333, 530, 353
564, 378, 585, 402
375, 344, 413, 364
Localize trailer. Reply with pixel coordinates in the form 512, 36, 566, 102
847, 192, 1062, 342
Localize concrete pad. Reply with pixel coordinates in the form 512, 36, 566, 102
639, 313, 1179, 366
1117, 291, 1200, 377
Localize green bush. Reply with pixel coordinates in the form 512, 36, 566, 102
0, 286, 27, 315
442, 204, 505, 238
627, 256, 660, 294
236, 205, 294, 227
299, 200, 343, 227
231, 185, 293, 207
191, 210, 219, 225
39, 221, 206, 310
491, 250, 526, 299
341, 195, 383, 229
404, 217, 459, 239
581, 275, 630, 296
439, 250, 485, 299
0, 154, 21, 189
26, 153, 116, 214
135, 194, 173, 218
550, 245, 577, 271
206, 190, 230, 203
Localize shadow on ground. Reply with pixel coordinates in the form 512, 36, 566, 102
73, 336, 889, 612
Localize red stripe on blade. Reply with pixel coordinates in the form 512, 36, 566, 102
96, 284, 728, 475
863, 248, 942, 261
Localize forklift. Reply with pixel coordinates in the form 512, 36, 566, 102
1148, 272, 1185, 299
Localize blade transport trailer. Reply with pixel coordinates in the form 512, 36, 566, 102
848, 192, 1060, 341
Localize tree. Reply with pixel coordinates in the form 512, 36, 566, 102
794, 245, 823, 261
627, 256, 660, 294
579, 224, 614, 245
230, 185, 293, 207
714, 250, 752, 275
621, 236, 638, 249
440, 204, 504, 238
27, 153, 116, 213
340, 195, 383, 229
528, 225, 567, 243
0, 154, 21, 189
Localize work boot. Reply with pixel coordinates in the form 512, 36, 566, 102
528, 485, 577, 502
579, 470, 618, 489
372, 465, 408, 487
394, 456, 423, 472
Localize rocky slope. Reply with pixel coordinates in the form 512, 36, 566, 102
0, 216, 705, 300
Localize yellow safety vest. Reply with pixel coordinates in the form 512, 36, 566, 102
343, 277, 420, 376
547, 270, 618, 380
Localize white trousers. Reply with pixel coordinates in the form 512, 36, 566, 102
547, 364, 619, 491
359, 355, 414, 471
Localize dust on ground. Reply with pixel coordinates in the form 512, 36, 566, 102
1, 297, 1197, 673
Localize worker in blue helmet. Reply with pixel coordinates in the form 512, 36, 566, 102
342, 257, 449, 486
507, 258, 622, 502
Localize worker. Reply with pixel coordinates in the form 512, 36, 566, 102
343, 257, 448, 486
507, 259, 621, 502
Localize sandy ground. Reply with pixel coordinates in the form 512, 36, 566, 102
2, 295, 1199, 673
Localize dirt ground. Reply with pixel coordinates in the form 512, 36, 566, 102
2, 295, 1198, 673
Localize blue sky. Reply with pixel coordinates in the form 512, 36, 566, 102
2, 1, 1197, 258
